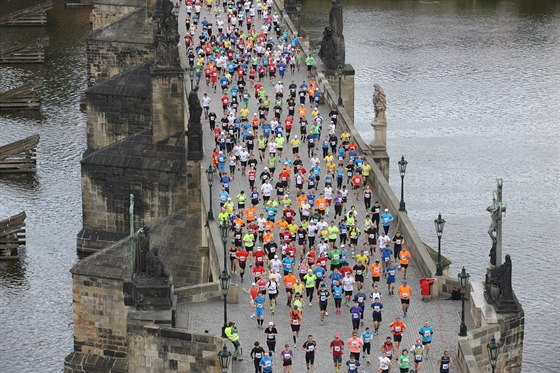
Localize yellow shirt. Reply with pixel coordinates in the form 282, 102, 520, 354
361, 163, 372, 177
341, 132, 351, 141
293, 283, 304, 295
290, 138, 301, 147
356, 254, 369, 265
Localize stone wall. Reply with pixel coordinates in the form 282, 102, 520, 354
80, 162, 188, 246
127, 324, 224, 373
69, 274, 129, 362
151, 68, 186, 143
87, 38, 153, 87
86, 94, 151, 151
90, 3, 142, 31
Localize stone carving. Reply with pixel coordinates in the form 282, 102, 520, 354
145, 247, 170, 281
373, 83, 386, 123
187, 88, 203, 160
134, 226, 150, 276
154, 0, 180, 67
487, 209, 499, 266
319, 0, 345, 71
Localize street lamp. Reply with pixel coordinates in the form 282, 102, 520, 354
336, 63, 343, 107
188, 66, 195, 90
218, 345, 232, 373
206, 164, 215, 220
398, 155, 408, 212
434, 212, 445, 276
219, 269, 230, 338
296, 0, 302, 35
487, 337, 500, 373
458, 266, 470, 337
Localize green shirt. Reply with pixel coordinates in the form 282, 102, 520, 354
399, 355, 410, 369
329, 249, 342, 265
303, 274, 316, 288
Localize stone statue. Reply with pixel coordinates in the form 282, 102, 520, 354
372, 84, 387, 123
134, 226, 150, 276
500, 254, 514, 301
487, 210, 499, 266
319, 0, 345, 71
154, 0, 180, 67
145, 247, 170, 281
187, 88, 203, 160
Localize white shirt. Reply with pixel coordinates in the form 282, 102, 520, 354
270, 259, 282, 273
379, 357, 391, 370
342, 276, 355, 291
310, 156, 320, 166
261, 183, 273, 196
324, 186, 333, 200
239, 150, 250, 162
378, 235, 391, 249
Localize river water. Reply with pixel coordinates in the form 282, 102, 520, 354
0, 0, 558, 371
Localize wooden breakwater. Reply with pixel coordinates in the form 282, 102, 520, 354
0, 0, 53, 26
0, 211, 26, 260
0, 80, 42, 110
0, 134, 40, 174
0, 36, 49, 64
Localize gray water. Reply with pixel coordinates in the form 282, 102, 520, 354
301, 0, 560, 369
0, 1, 90, 372
0, 0, 558, 371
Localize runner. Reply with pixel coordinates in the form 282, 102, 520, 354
302, 335, 317, 373
361, 326, 373, 365
349, 302, 362, 332
378, 351, 392, 373
418, 321, 434, 356
259, 351, 274, 373
371, 296, 384, 336
389, 316, 407, 352
284, 270, 297, 306
345, 354, 361, 373
370, 259, 382, 287
438, 351, 453, 373
264, 322, 278, 353
397, 280, 413, 317
411, 339, 425, 373
303, 268, 316, 306
332, 280, 344, 315
386, 261, 397, 296
280, 344, 294, 373
329, 333, 345, 373
316, 283, 331, 325
399, 246, 412, 279
254, 291, 267, 329
347, 331, 364, 361
398, 349, 411, 373
251, 341, 266, 373
289, 305, 302, 347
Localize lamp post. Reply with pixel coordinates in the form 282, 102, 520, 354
296, 0, 302, 35
487, 337, 500, 373
434, 212, 445, 276
218, 345, 232, 373
219, 269, 230, 338
205, 164, 215, 220
398, 155, 408, 211
189, 66, 195, 90
458, 266, 470, 337
336, 63, 343, 107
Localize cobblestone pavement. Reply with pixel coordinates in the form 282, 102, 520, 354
176, 1, 462, 372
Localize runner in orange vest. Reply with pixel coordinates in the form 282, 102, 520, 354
284, 272, 297, 306
351, 173, 363, 198
389, 316, 407, 352
397, 280, 413, 317
398, 247, 412, 279
370, 260, 382, 287
289, 305, 302, 346
245, 206, 257, 223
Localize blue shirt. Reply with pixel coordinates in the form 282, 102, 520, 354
381, 247, 393, 263
219, 191, 229, 203
361, 331, 373, 344
346, 359, 361, 373
254, 296, 266, 309
386, 265, 397, 279
333, 285, 343, 299
282, 257, 295, 272
371, 301, 383, 314
330, 272, 343, 285
260, 356, 273, 372
419, 326, 433, 343
313, 267, 325, 280
381, 212, 394, 227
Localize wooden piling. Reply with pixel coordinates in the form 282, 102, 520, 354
0, 36, 49, 64
0, 1, 54, 26
0, 134, 40, 174
0, 211, 26, 260
0, 80, 42, 110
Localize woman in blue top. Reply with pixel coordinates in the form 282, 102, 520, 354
332, 280, 344, 315
418, 321, 434, 356
386, 261, 397, 295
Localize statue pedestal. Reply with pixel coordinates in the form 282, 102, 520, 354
124, 277, 172, 311
324, 64, 355, 123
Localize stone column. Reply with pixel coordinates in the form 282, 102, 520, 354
151, 67, 186, 143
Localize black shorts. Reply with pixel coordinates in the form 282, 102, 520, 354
422, 341, 431, 345
350, 351, 360, 360
393, 334, 402, 342
372, 313, 382, 322
305, 353, 315, 365
241, 161, 247, 167
355, 275, 364, 282
344, 290, 353, 297
372, 276, 380, 283
352, 320, 360, 330
401, 263, 409, 268
332, 355, 342, 363
401, 298, 410, 304
239, 262, 247, 269
319, 302, 328, 311
291, 324, 300, 332
350, 238, 358, 246
283, 359, 292, 366
362, 342, 371, 354
268, 293, 277, 300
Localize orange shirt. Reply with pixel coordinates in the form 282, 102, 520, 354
263, 231, 274, 244
398, 285, 412, 300
399, 250, 411, 265
370, 263, 382, 278
245, 207, 256, 222
298, 106, 308, 118
316, 198, 327, 211
290, 309, 302, 325
284, 274, 297, 289
277, 219, 289, 231
297, 195, 308, 208
234, 217, 245, 230
264, 221, 275, 232
390, 321, 407, 335
351, 174, 363, 187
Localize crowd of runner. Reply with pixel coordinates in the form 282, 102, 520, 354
178, 0, 454, 372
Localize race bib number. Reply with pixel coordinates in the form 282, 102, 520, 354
424, 331, 431, 337
402, 292, 409, 298
308, 345, 314, 351
395, 326, 401, 332
255, 353, 262, 358
443, 363, 449, 369
334, 346, 341, 352
292, 319, 299, 325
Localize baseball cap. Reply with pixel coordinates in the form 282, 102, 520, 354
274, 254, 278, 258
269, 321, 274, 326
308, 269, 312, 273
334, 332, 340, 338
384, 208, 389, 212
251, 282, 256, 286
403, 280, 408, 284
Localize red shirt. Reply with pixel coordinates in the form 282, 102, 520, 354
330, 339, 344, 356
253, 250, 266, 265
351, 175, 363, 187
317, 256, 328, 269
306, 251, 316, 265
340, 266, 353, 277
286, 245, 297, 258
283, 208, 295, 222
257, 278, 267, 292
236, 249, 249, 263
282, 231, 292, 243
279, 171, 289, 182
252, 265, 266, 278
221, 96, 229, 106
